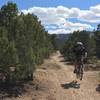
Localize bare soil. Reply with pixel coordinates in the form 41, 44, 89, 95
1, 51, 100, 100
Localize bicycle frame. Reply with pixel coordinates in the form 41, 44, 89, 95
76, 58, 84, 80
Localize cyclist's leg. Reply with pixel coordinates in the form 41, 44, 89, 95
77, 56, 81, 73
74, 56, 76, 73
80, 56, 84, 80
81, 56, 84, 74
75, 57, 80, 80
74, 58, 78, 73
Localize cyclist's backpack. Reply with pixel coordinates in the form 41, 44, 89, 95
73, 45, 85, 55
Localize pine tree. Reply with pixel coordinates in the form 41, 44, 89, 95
0, 2, 54, 82
94, 24, 100, 58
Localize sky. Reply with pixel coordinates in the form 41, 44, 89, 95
0, 0, 100, 34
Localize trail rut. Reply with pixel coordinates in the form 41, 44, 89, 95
3, 51, 100, 100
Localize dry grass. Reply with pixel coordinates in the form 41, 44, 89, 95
1, 52, 100, 100
84, 62, 100, 71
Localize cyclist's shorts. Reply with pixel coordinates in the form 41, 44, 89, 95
75, 55, 83, 62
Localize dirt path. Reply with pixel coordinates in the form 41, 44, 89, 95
3, 51, 100, 100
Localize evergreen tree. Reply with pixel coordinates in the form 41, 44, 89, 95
0, 2, 54, 82
94, 24, 100, 58
60, 30, 96, 60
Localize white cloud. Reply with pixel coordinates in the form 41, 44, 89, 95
48, 29, 71, 34
90, 5, 100, 13
78, 5, 100, 23
63, 21, 93, 29
47, 21, 93, 34
21, 4, 100, 34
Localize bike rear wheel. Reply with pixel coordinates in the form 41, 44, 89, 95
76, 64, 83, 80
80, 65, 83, 80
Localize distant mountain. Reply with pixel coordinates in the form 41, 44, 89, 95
56, 34, 70, 41
56, 34, 70, 48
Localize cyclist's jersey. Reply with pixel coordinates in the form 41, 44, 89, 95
73, 45, 86, 57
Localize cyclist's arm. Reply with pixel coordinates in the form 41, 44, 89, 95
84, 52, 87, 58
82, 47, 87, 58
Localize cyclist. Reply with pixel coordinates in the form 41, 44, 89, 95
73, 41, 87, 80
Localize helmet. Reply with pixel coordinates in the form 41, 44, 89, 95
76, 42, 83, 45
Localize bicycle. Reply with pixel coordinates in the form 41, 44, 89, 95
75, 57, 84, 80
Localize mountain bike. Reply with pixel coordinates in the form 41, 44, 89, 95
75, 57, 84, 80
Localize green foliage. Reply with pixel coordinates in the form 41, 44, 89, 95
50, 34, 58, 51
60, 30, 96, 61
94, 24, 100, 58
0, 2, 54, 82
0, 27, 9, 69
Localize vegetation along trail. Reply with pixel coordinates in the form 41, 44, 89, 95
0, 2, 100, 100
3, 51, 100, 100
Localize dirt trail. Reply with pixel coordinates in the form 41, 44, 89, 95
3, 51, 100, 100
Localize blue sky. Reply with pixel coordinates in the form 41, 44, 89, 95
0, 0, 100, 34
0, 0, 100, 9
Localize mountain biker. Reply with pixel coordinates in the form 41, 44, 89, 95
73, 42, 87, 76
